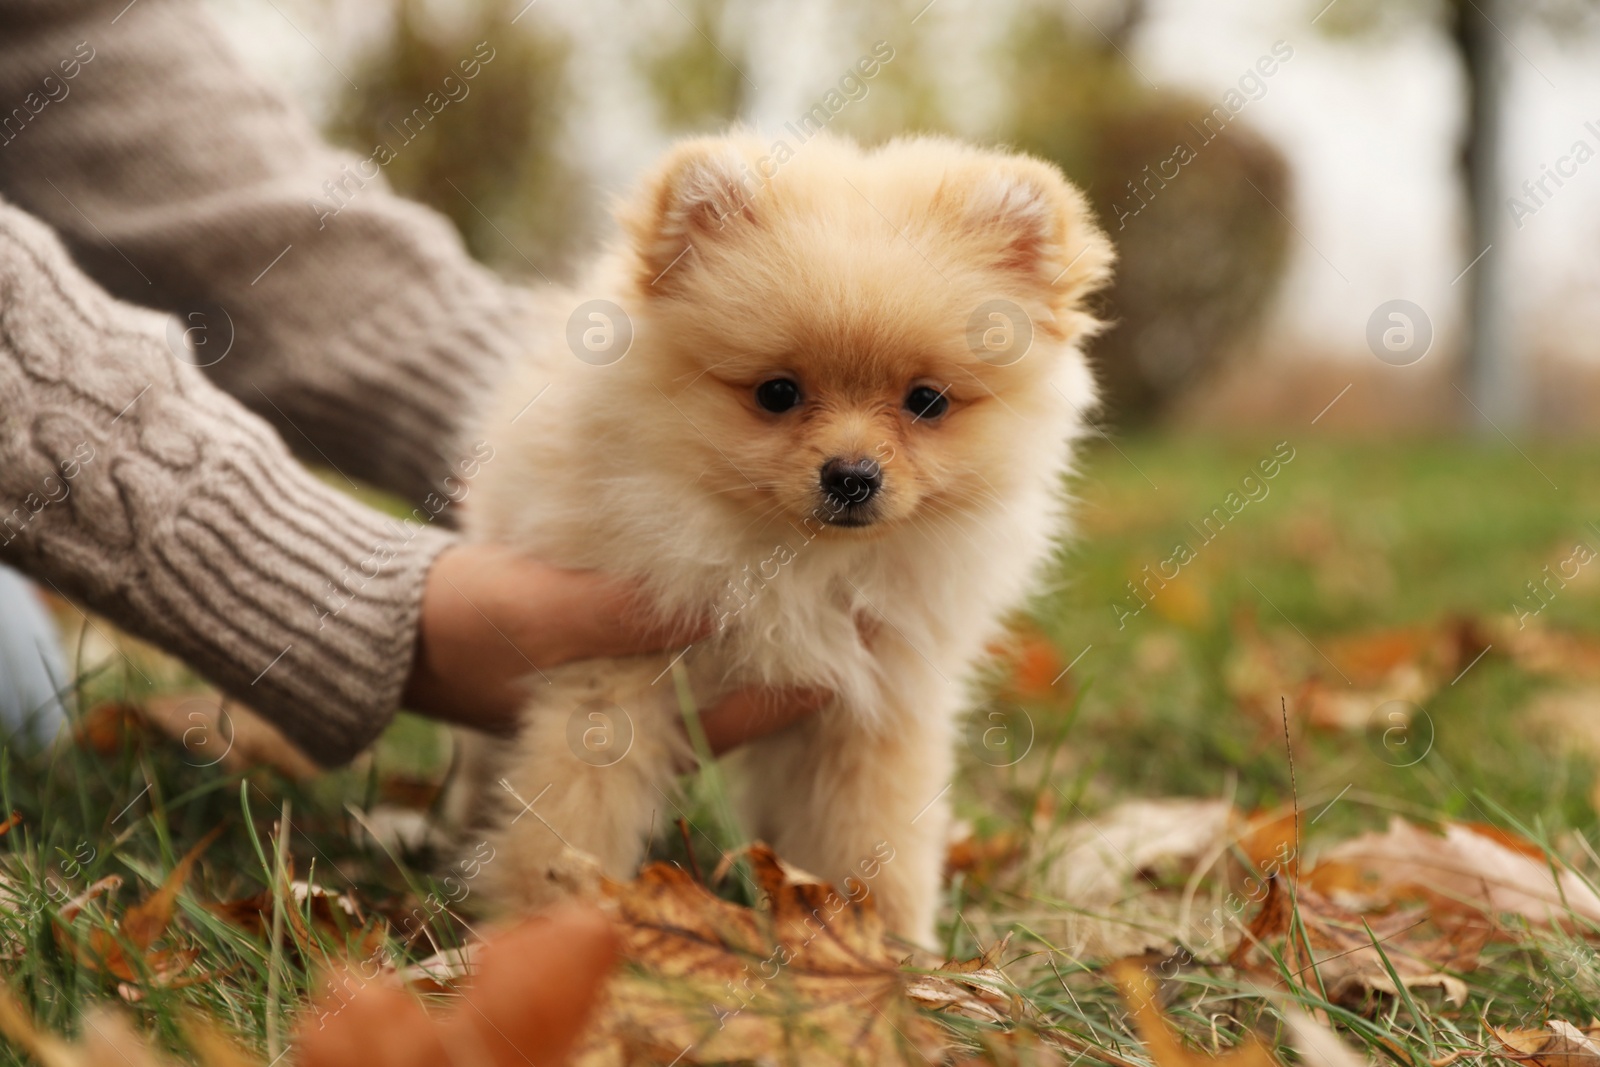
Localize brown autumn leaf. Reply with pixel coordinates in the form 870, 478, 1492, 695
1230, 875, 1483, 1010
907, 939, 1122, 1067
905, 932, 1019, 1028
904, 968, 1010, 1027
1520, 687, 1600, 811
1111, 958, 1280, 1067
53, 828, 222, 987
1298, 671, 1433, 733
209, 872, 385, 963
77, 694, 319, 780
1278, 1010, 1374, 1067
74, 702, 145, 756
1041, 798, 1236, 906
1225, 615, 1486, 733
344, 851, 1040, 1064
568, 842, 945, 1066
945, 824, 1024, 891
1493, 1021, 1600, 1067
1032, 799, 1303, 961
1308, 817, 1600, 928
1235, 808, 1300, 881
988, 628, 1067, 700
141, 693, 320, 779
1497, 618, 1600, 681
1322, 621, 1484, 686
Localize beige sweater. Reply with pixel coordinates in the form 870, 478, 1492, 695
0, 0, 533, 763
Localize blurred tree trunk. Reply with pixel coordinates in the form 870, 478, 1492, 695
1453, 0, 1523, 430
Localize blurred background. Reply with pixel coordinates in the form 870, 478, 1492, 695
212, 0, 1600, 432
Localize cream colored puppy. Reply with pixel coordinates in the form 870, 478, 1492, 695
457, 132, 1112, 946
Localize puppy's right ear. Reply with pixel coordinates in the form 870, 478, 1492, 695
620, 139, 758, 294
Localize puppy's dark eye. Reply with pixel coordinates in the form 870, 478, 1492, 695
756, 378, 801, 413
905, 385, 949, 421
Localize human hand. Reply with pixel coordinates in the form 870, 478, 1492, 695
402, 544, 828, 751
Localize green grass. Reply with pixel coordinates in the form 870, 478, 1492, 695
1016, 434, 1600, 824
4, 432, 1600, 1064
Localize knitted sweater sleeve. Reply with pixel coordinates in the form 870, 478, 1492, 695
0, 0, 540, 763
0, 204, 454, 764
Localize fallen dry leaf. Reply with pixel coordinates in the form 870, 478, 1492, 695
209, 873, 385, 963
904, 968, 1010, 1027
1235, 809, 1301, 881
76, 694, 318, 780
1498, 619, 1600, 681
393, 941, 476, 993
1309, 817, 1600, 928
53, 829, 222, 988
1279, 1009, 1373, 1067
568, 843, 945, 1066
1041, 798, 1235, 907
1225, 616, 1486, 734
0, 984, 80, 1067
1231, 875, 1482, 1010
1521, 687, 1600, 811
946, 824, 1024, 891
905, 934, 1018, 1028
1322, 622, 1483, 686
988, 628, 1067, 699
1034, 799, 1294, 960
1493, 1021, 1600, 1067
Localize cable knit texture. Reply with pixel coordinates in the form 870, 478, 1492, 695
0, 0, 532, 763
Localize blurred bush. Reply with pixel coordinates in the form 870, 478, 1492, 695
638, 0, 746, 132
1002, 10, 1292, 425
828, 0, 949, 142
326, 0, 586, 277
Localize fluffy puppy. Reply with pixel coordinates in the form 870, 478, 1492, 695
456, 132, 1112, 946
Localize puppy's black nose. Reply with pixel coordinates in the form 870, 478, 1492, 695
820, 457, 882, 506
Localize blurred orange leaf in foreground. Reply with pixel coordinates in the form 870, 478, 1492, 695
297, 900, 618, 1067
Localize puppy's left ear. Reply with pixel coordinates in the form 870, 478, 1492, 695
944, 155, 1115, 335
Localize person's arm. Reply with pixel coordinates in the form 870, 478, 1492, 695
0, 202, 450, 764
0, 0, 521, 508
